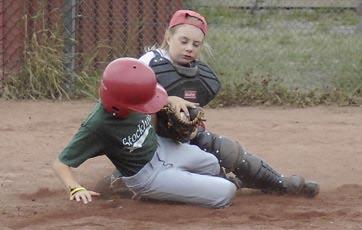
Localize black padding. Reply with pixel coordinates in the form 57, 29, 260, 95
149, 52, 221, 106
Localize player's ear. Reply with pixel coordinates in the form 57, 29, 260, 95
165, 30, 171, 45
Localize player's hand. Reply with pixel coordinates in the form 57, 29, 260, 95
167, 96, 198, 117
69, 187, 100, 204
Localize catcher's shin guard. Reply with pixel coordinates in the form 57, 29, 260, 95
191, 130, 319, 197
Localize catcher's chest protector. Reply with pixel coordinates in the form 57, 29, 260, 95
149, 51, 221, 107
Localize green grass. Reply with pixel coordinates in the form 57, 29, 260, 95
3, 31, 70, 100
208, 29, 362, 89
2, 6, 362, 107
196, 7, 362, 106
2, 29, 101, 100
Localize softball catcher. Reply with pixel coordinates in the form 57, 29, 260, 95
150, 53, 318, 196
97, 9, 319, 199
142, 9, 319, 197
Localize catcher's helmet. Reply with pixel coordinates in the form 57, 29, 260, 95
100, 58, 168, 117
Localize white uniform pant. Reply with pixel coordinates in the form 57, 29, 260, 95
122, 136, 236, 208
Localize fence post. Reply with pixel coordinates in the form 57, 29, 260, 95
0, 0, 4, 93
63, 0, 77, 95
251, 0, 264, 14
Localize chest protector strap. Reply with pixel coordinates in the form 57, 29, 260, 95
149, 51, 221, 107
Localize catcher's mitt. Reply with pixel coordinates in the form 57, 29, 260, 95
157, 105, 205, 143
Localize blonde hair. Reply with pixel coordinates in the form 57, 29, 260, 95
144, 26, 214, 62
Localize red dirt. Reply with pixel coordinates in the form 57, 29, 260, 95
1, 99, 361, 229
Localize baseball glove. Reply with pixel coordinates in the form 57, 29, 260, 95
156, 105, 205, 143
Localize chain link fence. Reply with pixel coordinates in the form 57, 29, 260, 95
187, 0, 362, 93
0, 0, 182, 94
1, 0, 361, 98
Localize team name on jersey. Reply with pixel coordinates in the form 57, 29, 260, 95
122, 115, 152, 151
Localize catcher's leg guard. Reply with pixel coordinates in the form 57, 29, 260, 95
191, 131, 319, 197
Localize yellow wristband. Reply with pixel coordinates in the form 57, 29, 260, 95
69, 186, 86, 198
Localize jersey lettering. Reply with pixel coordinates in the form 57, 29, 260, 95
184, 90, 197, 100
122, 115, 152, 151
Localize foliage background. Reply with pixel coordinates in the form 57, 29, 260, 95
1, 0, 362, 106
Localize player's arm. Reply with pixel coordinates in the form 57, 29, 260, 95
53, 158, 100, 204
53, 125, 103, 204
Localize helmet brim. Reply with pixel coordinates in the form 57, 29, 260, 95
127, 83, 168, 114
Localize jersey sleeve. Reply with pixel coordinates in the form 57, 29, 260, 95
58, 125, 104, 168
138, 51, 156, 65
139, 49, 171, 66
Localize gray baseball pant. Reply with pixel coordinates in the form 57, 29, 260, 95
122, 136, 237, 208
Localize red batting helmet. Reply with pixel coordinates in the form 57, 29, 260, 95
100, 58, 168, 117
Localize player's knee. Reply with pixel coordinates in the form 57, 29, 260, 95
196, 149, 221, 176
208, 154, 221, 174
211, 181, 237, 208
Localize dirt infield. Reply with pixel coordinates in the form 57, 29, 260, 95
1, 100, 361, 229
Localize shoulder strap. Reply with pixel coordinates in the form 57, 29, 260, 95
151, 50, 162, 57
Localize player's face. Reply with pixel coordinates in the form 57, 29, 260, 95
167, 24, 204, 66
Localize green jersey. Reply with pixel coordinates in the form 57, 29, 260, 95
59, 102, 158, 176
